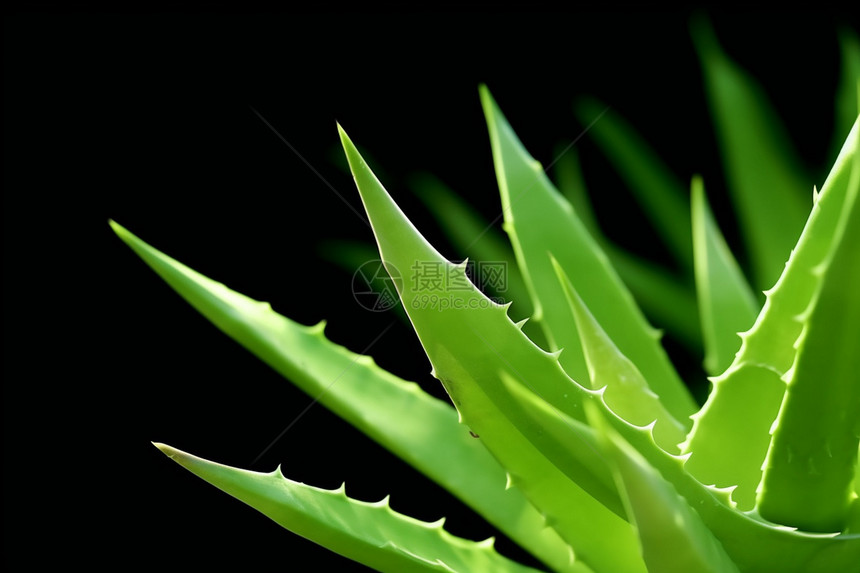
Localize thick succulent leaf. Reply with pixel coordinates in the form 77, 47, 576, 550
110, 221, 577, 573
408, 173, 532, 320
573, 96, 693, 268
340, 124, 644, 573
155, 444, 544, 573
739, 117, 857, 369
552, 257, 688, 452
502, 369, 629, 520
682, 364, 785, 512
692, 16, 810, 290
480, 85, 696, 425
691, 176, 759, 375
553, 147, 702, 348
833, 28, 860, 161
757, 119, 860, 533
502, 374, 860, 573
683, 118, 860, 510
586, 405, 742, 573
492, 370, 623, 518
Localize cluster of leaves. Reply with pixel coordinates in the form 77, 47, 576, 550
114, 20, 860, 573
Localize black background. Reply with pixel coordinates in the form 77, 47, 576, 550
4, 5, 858, 571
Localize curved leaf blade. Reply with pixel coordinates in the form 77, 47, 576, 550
494, 370, 623, 518
340, 123, 645, 573
409, 173, 533, 322
480, 85, 696, 425
757, 116, 860, 533
691, 176, 759, 375
155, 443, 544, 573
552, 257, 688, 452
587, 405, 742, 573
503, 374, 860, 573
111, 221, 577, 573
683, 119, 860, 510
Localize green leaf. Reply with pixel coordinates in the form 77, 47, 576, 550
110, 221, 577, 573
480, 85, 696, 425
552, 257, 688, 452
502, 374, 860, 573
691, 175, 759, 375
573, 96, 693, 269
757, 116, 860, 533
586, 404, 742, 573
408, 173, 532, 320
683, 118, 860, 510
155, 443, 545, 573
493, 370, 624, 519
340, 123, 644, 573
692, 16, 811, 290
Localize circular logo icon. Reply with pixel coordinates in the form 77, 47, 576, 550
351, 259, 401, 312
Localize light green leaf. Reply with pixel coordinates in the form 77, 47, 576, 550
573, 96, 693, 269
502, 374, 860, 573
155, 443, 544, 573
494, 370, 623, 518
110, 221, 577, 573
340, 123, 643, 573
586, 404, 742, 573
692, 16, 811, 290
408, 173, 532, 320
552, 257, 688, 452
683, 118, 860, 510
691, 175, 759, 375
480, 85, 696, 425
757, 115, 860, 533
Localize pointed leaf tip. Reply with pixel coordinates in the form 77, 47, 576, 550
154, 445, 546, 573
110, 219, 130, 240
483, 92, 695, 421
551, 255, 689, 450
116, 224, 574, 570
691, 176, 759, 375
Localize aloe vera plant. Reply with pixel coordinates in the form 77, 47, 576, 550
113, 23, 860, 573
